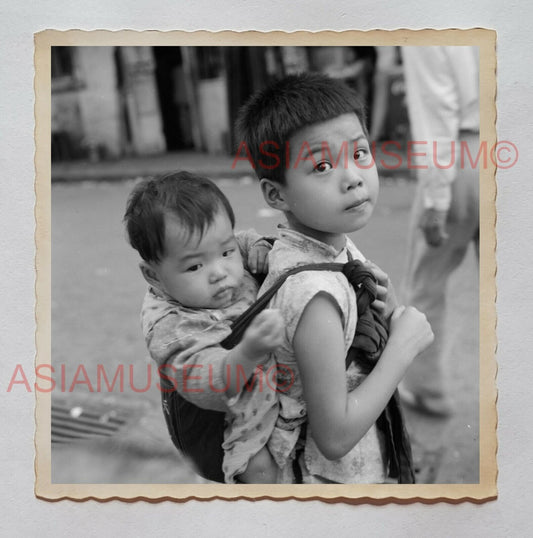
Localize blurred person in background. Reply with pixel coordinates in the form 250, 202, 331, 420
369, 46, 404, 143
400, 46, 480, 416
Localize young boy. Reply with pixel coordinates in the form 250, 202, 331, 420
124, 171, 282, 483
236, 73, 434, 483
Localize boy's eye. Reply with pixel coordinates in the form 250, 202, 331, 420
354, 145, 371, 162
186, 264, 202, 272
314, 161, 332, 173
222, 248, 236, 257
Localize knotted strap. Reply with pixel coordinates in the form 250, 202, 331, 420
342, 259, 378, 312
342, 259, 389, 370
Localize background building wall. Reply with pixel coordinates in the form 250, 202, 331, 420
197, 77, 230, 154
51, 45, 408, 161
77, 46, 122, 159
118, 47, 166, 156
51, 46, 166, 161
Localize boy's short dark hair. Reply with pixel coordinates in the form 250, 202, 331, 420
124, 171, 235, 263
235, 72, 367, 184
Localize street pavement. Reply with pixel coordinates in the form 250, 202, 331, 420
50, 154, 479, 485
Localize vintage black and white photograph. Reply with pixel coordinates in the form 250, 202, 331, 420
35, 30, 496, 501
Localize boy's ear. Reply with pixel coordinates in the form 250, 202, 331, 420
139, 261, 163, 290
260, 178, 289, 211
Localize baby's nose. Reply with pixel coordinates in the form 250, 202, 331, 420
209, 264, 227, 283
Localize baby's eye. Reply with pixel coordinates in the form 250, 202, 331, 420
222, 248, 236, 257
186, 264, 202, 272
314, 161, 332, 173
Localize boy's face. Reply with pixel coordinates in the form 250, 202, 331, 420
275, 113, 379, 248
145, 209, 244, 309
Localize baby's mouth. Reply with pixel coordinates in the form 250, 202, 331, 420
213, 286, 233, 301
345, 198, 369, 211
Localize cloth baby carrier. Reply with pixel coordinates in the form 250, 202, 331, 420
159, 259, 415, 483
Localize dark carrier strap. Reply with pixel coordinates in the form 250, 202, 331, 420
221, 258, 414, 484
221, 259, 385, 366
163, 259, 414, 484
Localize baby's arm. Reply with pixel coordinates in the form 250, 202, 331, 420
221, 309, 284, 398
294, 294, 433, 460
154, 309, 283, 409
149, 311, 256, 411
235, 229, 275, 274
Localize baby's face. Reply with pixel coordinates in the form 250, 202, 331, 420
154, 209, 244, 309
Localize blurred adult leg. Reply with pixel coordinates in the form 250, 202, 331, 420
401, 133, 479, 414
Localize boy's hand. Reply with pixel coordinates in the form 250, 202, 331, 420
247, 240, 272, 274
364, 260, 398, 319
388, 305, 434, 365
240, 309, 284, 358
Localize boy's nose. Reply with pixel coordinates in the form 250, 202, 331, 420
342, 165, 364, 191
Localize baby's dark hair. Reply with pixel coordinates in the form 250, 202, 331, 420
124, 171, 235, 263
235, 72, 367, 184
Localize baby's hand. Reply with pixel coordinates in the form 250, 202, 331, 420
388, 305, 434, 365
247, 240, 272, 274
364, 260, 398, 318
241, 309, 284, 358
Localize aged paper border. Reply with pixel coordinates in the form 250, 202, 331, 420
35, 29, 497, 503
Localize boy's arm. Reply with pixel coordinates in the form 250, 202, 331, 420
294, 294, 433, 460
